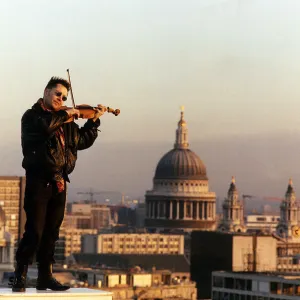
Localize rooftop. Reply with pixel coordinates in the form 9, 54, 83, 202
70, 254, 190, 273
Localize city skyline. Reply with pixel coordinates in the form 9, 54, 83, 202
2, 108, 300, 206
1, 0, 300, 202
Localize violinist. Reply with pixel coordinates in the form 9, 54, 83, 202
12, 76, 104, 292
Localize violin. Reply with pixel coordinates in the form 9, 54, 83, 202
62, 104, 120, 123
62, 69, 120, 123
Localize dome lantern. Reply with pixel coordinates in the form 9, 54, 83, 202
174, 105, 189, 150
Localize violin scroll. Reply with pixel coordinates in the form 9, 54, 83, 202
98, 105, 120, 116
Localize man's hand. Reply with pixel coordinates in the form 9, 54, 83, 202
92, 105, 106, 122
65, 108, 80, 118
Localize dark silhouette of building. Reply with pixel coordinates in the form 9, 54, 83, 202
190, 231, 277, 299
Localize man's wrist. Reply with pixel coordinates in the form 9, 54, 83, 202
86, 118, 100, 128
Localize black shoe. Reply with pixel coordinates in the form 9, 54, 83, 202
36, 277, 70, 291
36, 263, 70, 291
11, 264, 28, 292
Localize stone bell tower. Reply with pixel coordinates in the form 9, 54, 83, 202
217, 176, 246, 233
277, 179, 300, 240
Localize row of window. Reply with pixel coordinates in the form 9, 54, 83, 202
103, 245, 178, 249
253, 217, 280, 222
102, 250, 179, 254
157, 181, 208, 187
102, 237, 180, 242
0, 181, 20, 187
212, 291, 286, 300
103, 241, 179, 246
213, 276, 252, 291
213, 276, 300, 296
0, 196, 20, 201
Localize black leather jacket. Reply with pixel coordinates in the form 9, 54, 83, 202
21, 100, 100, 181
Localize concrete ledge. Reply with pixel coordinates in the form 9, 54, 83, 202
0, 288, 112, 299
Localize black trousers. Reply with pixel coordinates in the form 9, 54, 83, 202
15, 176, 66, 265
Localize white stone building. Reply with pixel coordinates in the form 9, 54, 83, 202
217, 177, 246, 233
145, 107, 216, 232
276, 178, 300, 241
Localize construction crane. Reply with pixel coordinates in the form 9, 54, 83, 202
262, 196, 284, 202
77, 188, 102, 203
242, 194, 255, 213
241, 194, 284, 213
77, 189, 124, 204
242, 195, 287, 204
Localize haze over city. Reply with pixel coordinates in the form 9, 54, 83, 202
1, 0, 300, 205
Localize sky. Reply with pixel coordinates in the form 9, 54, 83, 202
1, 0, 300, 204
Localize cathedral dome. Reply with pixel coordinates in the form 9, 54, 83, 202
145, 107, 216, 232
154, 148, 207, 180
154, 106, 207, 181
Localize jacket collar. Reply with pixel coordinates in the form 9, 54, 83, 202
32, 98, 51, 112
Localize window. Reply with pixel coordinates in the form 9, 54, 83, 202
224, 277, 234, 289
246, 280, 252, 291
282, 283, 294, 295
295, 285, 300, 295
213, 276, 224, 288
212, 291, 219, 300
270, 282, 280, 294
235, 278, 246, 290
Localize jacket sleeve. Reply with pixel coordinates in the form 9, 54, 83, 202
76, 118, 101, 150
22, 109, 69, 142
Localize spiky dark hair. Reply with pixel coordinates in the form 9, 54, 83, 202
45, 76, 70, 91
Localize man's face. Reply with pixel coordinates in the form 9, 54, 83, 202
43, 84, 68, 111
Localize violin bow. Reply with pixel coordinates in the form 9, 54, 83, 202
66, 69, 76, 109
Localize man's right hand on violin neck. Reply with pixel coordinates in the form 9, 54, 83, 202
92, 105, 106, 121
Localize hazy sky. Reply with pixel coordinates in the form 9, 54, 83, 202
1, 0, 300, 202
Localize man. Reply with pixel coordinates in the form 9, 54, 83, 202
12, 76, 104, 292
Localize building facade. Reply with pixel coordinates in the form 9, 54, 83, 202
190, 231, 277, 299
246, 214, 280, 233
66, 202, 112, 230
212, 271, 300, 300
0, 206, 15, 268
0, 176, 26, 242
145, 107, 216, 232
64, 228, 98, 258
81, 233, 184, 255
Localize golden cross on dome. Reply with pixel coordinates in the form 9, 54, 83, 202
289, 178, 293, 186
231, 176, 235, 184
180, 105, 185, 112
